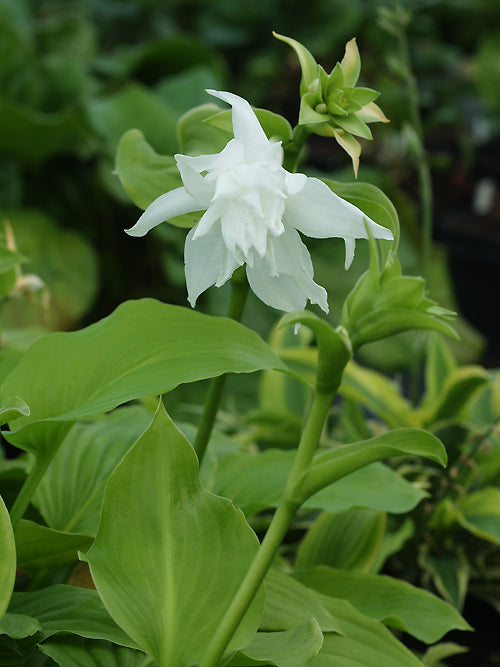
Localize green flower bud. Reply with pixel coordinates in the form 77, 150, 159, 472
274, 32, 389, 176
341, 243, 457, 350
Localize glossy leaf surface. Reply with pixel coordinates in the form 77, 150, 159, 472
296, 566, 471, 643
2, 298, 282, 456
0, 496, 15, 619
84, 403, 263, 667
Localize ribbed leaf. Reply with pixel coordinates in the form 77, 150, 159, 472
8, 586, 136, 647
0, 496, 15, 619
212, 449, 425, 516
1, 299, 283, 457
229, 620, 323, 667
295, 566, 471, 643
294, 428, 446, 504
39, 637, 149, 667
296, 509, 386, 572
83, 403, 263, 667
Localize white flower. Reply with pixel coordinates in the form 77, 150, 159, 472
126, 89, 393, 312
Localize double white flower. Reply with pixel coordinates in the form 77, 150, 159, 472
126, 90, 393, 312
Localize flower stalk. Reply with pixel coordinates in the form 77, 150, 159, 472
199, 384, 337, 667
194, 268, 249, 464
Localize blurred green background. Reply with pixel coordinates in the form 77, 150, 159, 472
0, 0, 499, 361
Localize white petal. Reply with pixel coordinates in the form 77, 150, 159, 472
207, 90, 270, 161
344, 237, 356, 269
176, 139, 244, 175
184, 226, 239, 307
125, 188, 204, 237
192, 203, 221, 239
175, 155, 215, 205
246, 227, 328, 312
285, 171, 307, 195
284, 177, 393, 240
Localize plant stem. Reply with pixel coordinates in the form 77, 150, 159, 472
194, 269, 249, 464
199, 386, 335, 667
10, 456, 51, 531
283, 124, 310, 173
396, 10, 433, 278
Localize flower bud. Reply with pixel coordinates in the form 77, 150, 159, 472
274, 33, 389, 176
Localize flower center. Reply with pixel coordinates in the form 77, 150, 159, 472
212, 161, 287, 265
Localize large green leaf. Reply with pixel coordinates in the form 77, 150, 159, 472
8, 586, 136, 648
324, 179, 400, 251
295, 566, 471, 643
228, 620, 323, 667
422, 335, 457, 409
177, 103, 232, 156
14, 520, 92, 571
83, 403, 263, 667
0, 209, 99, 331
262, 571, 423, 667
33, 406, 153, 536
295, 509, 386, 572
310, 605, 423, 667
1, 298, 283, 456
340, 361, 412, 429
155, 66, 223, 117
115, 129, 198, 227
422, 366, 490, 426
0, 613, 42, 665
457, 487, 500, 543
211, 449, 426, 516
260, 568, 339, 632
0, 496, 15, 619
206, 108, 292, 145
420, 549, 469, 610
0, 101, 91, 163
87, 83, 178, 156
39, 637, 150, 667
294, 428, 446, 503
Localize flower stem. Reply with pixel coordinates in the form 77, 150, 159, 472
396, 10, 433, 278
10, 456, 51, 531
199, 386, 335, 667
194, 269, 249, 464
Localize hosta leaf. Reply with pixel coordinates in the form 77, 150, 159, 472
0, 496, 15, 619
115, 129, 182, 209
0, 101, 91, 163
39, 636, 149, 667
457, 487, 500, 543
419, 549, 469, 610
340, 361, 412, 429
0, 613, 42, 665
324, 179, 400, 250
87, 83, 178, 156
206, 108, 292, 144
295, 509, 386, 572
14, 520, 92, 571
83, 403, 263, 667
1, 298, 283, 458
228, 620, 323, 667
423, 366, 490, 426
352, 308, 458, 349
177, 103, 231, 156
308, 593, 424, 667
212, 449, 425, 516
0, 397, 30, 427
33, 406, 153, 536
295, 428, 446, 504
260, 568, 339, 632
8, 586, 136, 648
295, 566, 471, 643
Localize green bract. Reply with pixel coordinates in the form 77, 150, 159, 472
341, 235, 457, 350
274, 33, 389, 176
